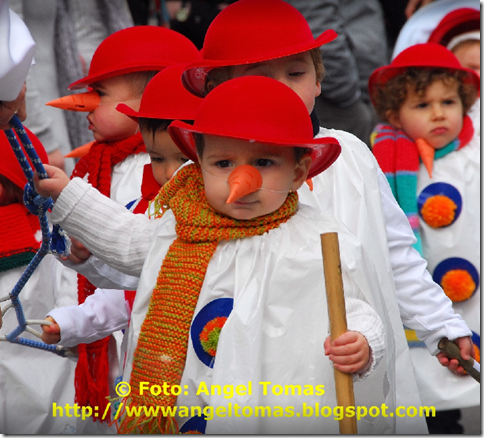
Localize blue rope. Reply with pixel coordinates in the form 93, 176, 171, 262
2, 116, 71, 357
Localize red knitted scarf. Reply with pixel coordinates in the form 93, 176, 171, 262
0, 204, 40, 272
71, 132, 146, 421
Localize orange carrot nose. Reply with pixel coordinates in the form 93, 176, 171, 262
64, 141, 95, 158
46, 91, 100, 112
226, 165, 263, 204
416, 138, 435, 178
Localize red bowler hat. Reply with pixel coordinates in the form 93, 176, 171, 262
68, 26, 200, 90
181, 0, 337, 97
0, 127, 48, 189
169, 76, 341, 180
428, 8, 480, 47
369, 43, 481, 104
116, 63, 203, 121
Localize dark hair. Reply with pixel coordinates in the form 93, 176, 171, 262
202, 47, 325, 96
0, 175, 23, 206
195, 133, 311, 162
372, 67, 478, 122
138, 118, 195, 140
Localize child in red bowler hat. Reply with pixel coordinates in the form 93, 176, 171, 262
179, 0, 473, 432
45, 26, 200, 431
40, 64, 202, 422
0, 128, 79, 434
370, 42, 480, 431
37, 75, 401, 434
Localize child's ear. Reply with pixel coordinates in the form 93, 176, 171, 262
291, 154, 312, 191
386, 110, 402, 129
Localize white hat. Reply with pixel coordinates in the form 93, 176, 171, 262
447, 30, 481, 51
392, 0, 479, 59
0, 0, 35, 101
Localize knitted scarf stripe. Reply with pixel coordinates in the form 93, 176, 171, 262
0, 204, 40, 272
118, 164, 298, 434
70, 133, 146, 421
372, 115, 474, 255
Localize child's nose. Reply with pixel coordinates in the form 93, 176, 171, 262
431, 104, 445, 119
46, 91, 100, 112
226, 165, 263, 204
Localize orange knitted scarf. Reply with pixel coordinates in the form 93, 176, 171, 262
117, 163, 298, 434
71, 132, 146, 421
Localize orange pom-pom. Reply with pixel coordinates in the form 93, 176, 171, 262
441, 269, 476, 302
421, 195, 457, 228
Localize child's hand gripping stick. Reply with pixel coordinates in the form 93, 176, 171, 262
438, 337, 480, 383
320, 232, 357, 434
226, 165, 263, 204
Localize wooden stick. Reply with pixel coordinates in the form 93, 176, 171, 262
321, 232, 358, 434
438, 337, 480, 383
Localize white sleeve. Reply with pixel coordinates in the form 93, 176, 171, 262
378, 170, 471, 354
60, 255, 140, 290
47, 288, 129, 347
50, 177, 157, 277
342, 270, 385, 380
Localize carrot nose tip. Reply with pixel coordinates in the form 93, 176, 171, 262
46, 91, 100, 112
226, 165, 263, 204
415, 138, 435, 178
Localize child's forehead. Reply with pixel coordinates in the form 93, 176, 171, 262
204, 134, 293, 156
406, 76, 459, 97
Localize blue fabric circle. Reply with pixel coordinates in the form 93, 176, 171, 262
471, 332, 480, 350
179, 415, 207, 434
191, 298, 233, 368
433, 257, 479, 298
418, 182, 462, 227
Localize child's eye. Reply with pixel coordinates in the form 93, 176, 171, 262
94, 89, 106, 97
416, 102, 428, 109
150, 156, 165, 163
180, 157, 190, 163
443, 99, 456, 105
255, 158, 274, 167
289, 71, 305, 77
215, 160, 232, 168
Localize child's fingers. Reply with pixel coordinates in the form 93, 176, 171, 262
41, 317, 61, 344
42, 316, 60, 334
42, 332, 61, 345
333, 358, 368, 374
33, 164, 69, 201
69, 238, 91, 263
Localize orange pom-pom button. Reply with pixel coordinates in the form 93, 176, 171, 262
191, 298, 233, 368
418, 182, 462, 227
421, 195, 457, 228
433, 258, 479, 302
441, 269, 476, 302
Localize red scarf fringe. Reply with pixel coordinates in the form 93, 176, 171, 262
71, 133, 145, 422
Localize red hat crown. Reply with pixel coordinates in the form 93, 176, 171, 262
169, 76, 341, 179
0, 128, 48, 189
182, 0, 337, 97
116, 63, 203, 121
369, 43, 481, 102
69, 26, 200, 90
